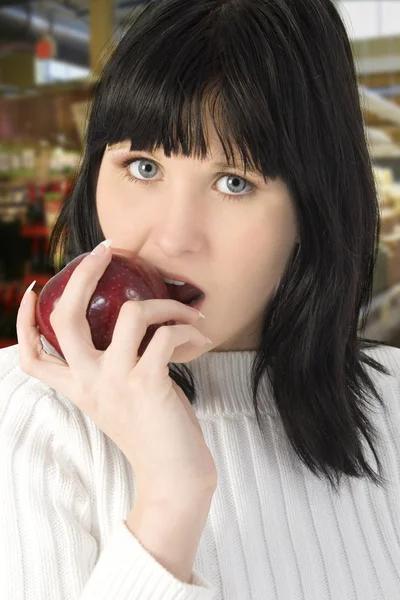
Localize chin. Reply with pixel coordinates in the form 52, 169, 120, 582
170, 344, 212, 364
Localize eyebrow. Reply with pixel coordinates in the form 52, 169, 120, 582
213, 161, 261, 177
107, 143, 262, 178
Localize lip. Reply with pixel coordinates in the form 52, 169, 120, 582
156, 268, 204, 296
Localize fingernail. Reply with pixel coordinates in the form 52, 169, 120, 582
188, 307, 205, 319
21, 280, 36, 306
205, 337, 213, 345
91, 239, 113, 256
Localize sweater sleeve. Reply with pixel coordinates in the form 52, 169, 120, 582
0, 345, 215, 600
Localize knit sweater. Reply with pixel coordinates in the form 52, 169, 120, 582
0, 340, 400, 599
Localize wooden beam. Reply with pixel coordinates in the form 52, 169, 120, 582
378, 126, 400, 144
358, 72, 400, 88
352, 35, 400, 60
89, 0, 115, 77
0, 52, 34, 88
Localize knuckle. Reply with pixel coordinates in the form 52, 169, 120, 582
120, 300, 142, 317
119, 301, 144, 325
155, 325, 174, 344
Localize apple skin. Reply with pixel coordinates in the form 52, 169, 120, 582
36, 247, 173, 361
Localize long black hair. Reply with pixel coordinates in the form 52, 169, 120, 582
49, 0, 393, 493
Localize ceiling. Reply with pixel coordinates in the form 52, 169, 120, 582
338, 1, 400, 40
0, 0, 148, 66
0, 0, 400, 156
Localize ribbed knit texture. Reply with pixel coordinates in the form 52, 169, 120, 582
0, 340, 399, 599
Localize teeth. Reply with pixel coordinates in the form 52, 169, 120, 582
163, 276, 186, 286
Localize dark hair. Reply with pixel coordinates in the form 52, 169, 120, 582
49, 0, 393, 493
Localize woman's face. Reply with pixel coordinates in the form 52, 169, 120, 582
96, 118, 299, 363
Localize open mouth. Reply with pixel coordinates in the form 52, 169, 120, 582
184, 292, 205, 308
156, 269, 205, 309
164, 281, 205, 307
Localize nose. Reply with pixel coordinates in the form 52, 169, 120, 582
152, 194, 204, 257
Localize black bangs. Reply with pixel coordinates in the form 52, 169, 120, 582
86, 0, 292, 183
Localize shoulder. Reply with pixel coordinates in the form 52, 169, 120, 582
360, 342, 400, 412
361, 342, 400, 379
0, 344, 94, 451
0, 343, 47, 408
0, 343, 65, 412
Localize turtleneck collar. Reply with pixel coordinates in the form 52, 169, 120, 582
40, 336, 280, 419
181, 350, 280, 419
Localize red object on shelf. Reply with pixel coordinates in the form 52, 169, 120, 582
21, 225, 49, 237
3, 282, 17, 314
21, 224, 50, 258
27, 184, 36, 203
35, 36, 56, 60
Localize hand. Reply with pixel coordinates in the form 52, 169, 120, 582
16, 244, 218, 503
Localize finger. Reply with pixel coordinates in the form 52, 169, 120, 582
16, 283, 73, 396
134, 323, 211, 383
50, 241, 112, 375
103, 299, 204, 376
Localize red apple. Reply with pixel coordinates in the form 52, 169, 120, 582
36, 248, 172, 361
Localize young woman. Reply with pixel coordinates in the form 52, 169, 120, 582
1, 0, 400, 598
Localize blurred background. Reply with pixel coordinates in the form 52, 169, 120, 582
0, 0, 399, 349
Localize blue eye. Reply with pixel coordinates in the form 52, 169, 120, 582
216, 174, 254, 197
128, 158, 160, 180
121, 156, 257, 202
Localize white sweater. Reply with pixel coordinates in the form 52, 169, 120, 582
1, 340, 400, 600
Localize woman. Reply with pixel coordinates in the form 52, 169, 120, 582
1, 0, 400, 598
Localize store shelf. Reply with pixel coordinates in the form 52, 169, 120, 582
361, 284, 400, 343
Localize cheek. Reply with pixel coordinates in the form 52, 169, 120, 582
96, 166, 114, 228
96, 169, 151, 252
226, 214, 297, 301
96, 164, 133, 239
96, 196, 117, 239
236, 219, 295, 271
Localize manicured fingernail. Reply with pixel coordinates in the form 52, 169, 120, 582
91, 239, 113, 256
21, 280, 36, 306
188, 306, 205, 319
